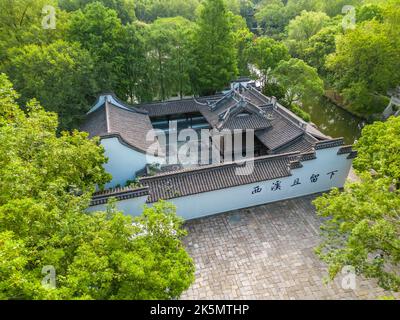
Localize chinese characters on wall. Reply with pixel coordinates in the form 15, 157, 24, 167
252, 170, 340, 195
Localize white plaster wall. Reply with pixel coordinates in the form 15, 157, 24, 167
92, 146, 353, 220
86, 196, 148, 217
101, 137, 163, 188
167, 147, 353, 220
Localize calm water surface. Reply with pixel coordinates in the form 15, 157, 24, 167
302, 98, 366, 145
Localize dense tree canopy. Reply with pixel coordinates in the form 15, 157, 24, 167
255, 0, 288, 39
147, 17, 194, 100
0, 0, 67, 61
2, 0, 398, 126
273, 58, 324, 107
327, 20, 400, 115
135, 0, 200, 22
191, 0, 238, 95
303, 25, 341, 75
0, 74, 194, 299
113, 21, 153, 102
286, 10, 330, 57
67, 2, 123, 92
59, 0, 136, 23
354, 116, 400, 184
2, 40, 97, 129
246, 36, 290, 86
314, 117, 400, 292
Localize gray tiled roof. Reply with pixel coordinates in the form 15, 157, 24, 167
255, 109, 305, 151
337, 145, 353, 155
81, 86, 338, 157
90, 186, 149, 206
315, 138, 344, 150
81, 96, 156, 153
140, 153, 299, 203
138, 98, 204, 117
220, 112, 272, 130
80, 105, 108, 139
274, 133, 318, 154
241, 87, 270, 106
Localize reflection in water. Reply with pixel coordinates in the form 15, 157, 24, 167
302, 98, 366, 145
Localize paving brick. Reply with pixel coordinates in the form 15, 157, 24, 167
181, 194, 399, 300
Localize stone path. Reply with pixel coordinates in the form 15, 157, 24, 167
181, 194, 397, 300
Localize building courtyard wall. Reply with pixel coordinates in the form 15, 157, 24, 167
89, 146, 353, 220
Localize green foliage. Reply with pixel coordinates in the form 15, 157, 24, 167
314, 116, 400, 292
287, 10, 330, 41
314, 175, 400, 292
287, 103, 311, 122
262, 82, 286, 101
191, 0, 238, 95
0, 0, 67, 62
114, 22, 154, 102
59, 0, 136, 24
273, 58, 324, 106
357, 4, 385, 23
255, 0, 288, 39
303, 25, 341, 75
67, 2, 123, 92
320, 0, 362, 17
354, 116, 400, 184
135, 0, 200, 22
327, 20, 400, 115
246, 36, 290, 86
0, 75, 194, 299
229, 13, 253, 76
1, 40, 97, 130
285, 0, 323, 19
264, 82, 312, 122
286, 10, 330, 57
146, 17, 195, 100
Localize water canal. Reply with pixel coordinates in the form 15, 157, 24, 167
302, 98, 366, 145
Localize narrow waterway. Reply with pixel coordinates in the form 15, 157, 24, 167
302, 98, 366, 145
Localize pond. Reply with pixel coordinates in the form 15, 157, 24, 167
302, 97, 367, 145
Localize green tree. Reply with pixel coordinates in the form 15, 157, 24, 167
357, 3, 385, 23
255, 0, 288, 39
135, 0, 200, 22
286, 10, 330, 57
67, 2, 123, 92
272, 58, 324, 106
0, 0, 68, 62
285, 0, 323, 19
354, 116, 400, 185
326, 20, 400, 115
238, 0, 256, 30
229, 13, 254, 76
0, 74, 195, 299
59, 0, 136, 24
314, 117, 400, 292
246, 36, 290, 87
191, 0, 238, 96
147, 17, 194, 100
320, 0, 362, 17
1, 40, 97, 129
114, 22, 153, 103
303, 25, 341, 76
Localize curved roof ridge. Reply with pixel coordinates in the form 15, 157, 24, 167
140, 151, 301, 180
88, 93, 149, 115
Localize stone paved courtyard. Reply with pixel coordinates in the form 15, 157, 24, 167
181, 194, 397, 300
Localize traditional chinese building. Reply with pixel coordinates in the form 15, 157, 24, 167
81, 81, 357, 220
